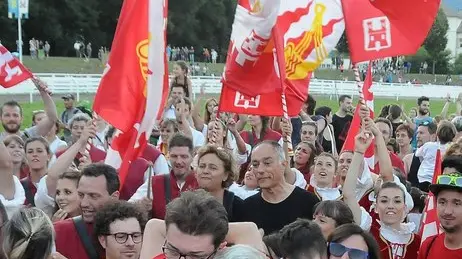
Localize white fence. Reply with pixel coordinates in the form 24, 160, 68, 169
1, 73, 461, 103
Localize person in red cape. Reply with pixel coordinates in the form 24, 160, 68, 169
54, 163, 120, 259
129, 133, 198, 219
419, 157, 462, 259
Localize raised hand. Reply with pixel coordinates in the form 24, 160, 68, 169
281, 118, 292, 138
354, 129, 373, 154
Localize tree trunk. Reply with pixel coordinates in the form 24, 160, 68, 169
432, 60, 436, 75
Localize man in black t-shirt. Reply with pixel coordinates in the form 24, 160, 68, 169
235, 141, 319, 235
332, 95, 353, 152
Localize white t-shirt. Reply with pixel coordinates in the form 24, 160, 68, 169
416, 142, 450, 183
0, 176, 26, 219
228, 183, 259, 200
49, 136, 68, 154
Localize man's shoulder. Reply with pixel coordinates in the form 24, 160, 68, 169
291, 186, 319, 202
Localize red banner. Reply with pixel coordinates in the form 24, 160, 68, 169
342, 0, 440, 63
0, 45, 33, 88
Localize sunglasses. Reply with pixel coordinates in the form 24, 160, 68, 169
329, 242, 369, 259
437, 175, 462, 187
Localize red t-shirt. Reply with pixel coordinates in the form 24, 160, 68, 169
373, 151, 405, 175
54, 218, 98, 259
153, 254, 165, 259
419, 233, 462, 259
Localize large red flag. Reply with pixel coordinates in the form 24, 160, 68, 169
341, 0, 440, 63
342, 63, 374, 170
419, 148, 442, 244
0, 45, 33, 88
219, 0, 344, 116
93, 0, 169, 188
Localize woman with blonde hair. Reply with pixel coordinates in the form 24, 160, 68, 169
2, 207, 54, 259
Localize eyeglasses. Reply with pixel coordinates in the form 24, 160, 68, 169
162, 241, 217, 259
329, 242, 369, 259
437, 175, 462, 187
105, 232, 143, 244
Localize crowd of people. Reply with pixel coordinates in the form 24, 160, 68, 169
0, 60, 461, 259
166, 45, 219, 64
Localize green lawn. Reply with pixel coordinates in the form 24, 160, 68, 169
22, 56, 462, 85
7, 97, 459, 132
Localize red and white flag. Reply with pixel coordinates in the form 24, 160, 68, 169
219, 0, 344, 116
0, 45, 33, 88
341, 0, 440, 63
419, 148, 442, 244
93, 0, 169, 188
342, 63, 374, 170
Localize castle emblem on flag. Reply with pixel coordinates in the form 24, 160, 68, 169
236, 30, 270, 66
362, 16, 391, 51
234, 92, 260, 109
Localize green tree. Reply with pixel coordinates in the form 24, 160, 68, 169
335, 32, 349, 54
423, 8, 450, 74
454, 54, 462, 74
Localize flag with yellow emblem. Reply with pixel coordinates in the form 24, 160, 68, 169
219, 0, 344, 116
93, 0, 169, 188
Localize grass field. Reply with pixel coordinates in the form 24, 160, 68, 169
7, 97, 459, 132
23, 56, 462, 85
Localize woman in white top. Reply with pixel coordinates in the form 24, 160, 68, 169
0, 136, 26, 219
307, 152, 342, 201
229, 169, 259, 200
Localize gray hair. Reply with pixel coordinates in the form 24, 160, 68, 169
2, 208, 54, 259
253, 140, 286, 162
451, 116, 462, 132
68, 113, 91, 129
214, 245, 267, 259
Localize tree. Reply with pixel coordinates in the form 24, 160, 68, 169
454, 54, 462, 75
424, 8, 450, 74
335, 32, 349, 54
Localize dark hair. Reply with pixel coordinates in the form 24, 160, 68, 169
387, 105, 402, 120
0, 100, 22, 116
315, 106, 332, 119
173, 61, 190, 97
165, 190, 228, 248
174, 97, 192, 111
171, 82, 188, 97
396, 124, 414, 139
24, 137, 51, 155
441, 155, 462, 175
58, 170, 82, 182
292, 141, 316, 172
338, 95, 351, 105
94, 201, 147, 239
437, 120, 457, 144
374, 118, 393, 136
379, 105, 390, 118
327, 223, 380, 259
417, 96, 430, 106
196, 145, 237, 188
105, 126, 116, 143
376, 182, 406, 203
410, 187, 427, 213
279, 218, 327, 259
168, 133, 194, 154
313, 200, 354, 226
387, 138, 399, 153
262, 233, 283, 258
305, 94, 317, 115
0, 200, 7, 225
418, 122, 437, 135
80, 163, 120, 195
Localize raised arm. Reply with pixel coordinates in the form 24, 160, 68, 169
31, 78, 58, 136
46, 122, 96, 197
235, 114, 248, 132
343, 130, 373, 225
364, 117, 393, 182
191, 87, 206, 131
227, 118, 247, 154
177, 98, 192, 139
440, 94, 451, 120
0, 139, 13, 171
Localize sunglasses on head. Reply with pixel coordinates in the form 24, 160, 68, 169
329, 242, 369, 259
419, 121, 431, 126
436, 174, 462, 187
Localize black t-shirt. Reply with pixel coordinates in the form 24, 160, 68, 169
235, 187, 320, 235
332, 114, 353, 152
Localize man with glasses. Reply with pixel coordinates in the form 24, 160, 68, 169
95, 201, 146, 259
420, 155, 462, 259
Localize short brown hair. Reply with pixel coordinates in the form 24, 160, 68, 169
437, 121, 457, 144
174, 97, 192, 111
395, 124, 414, 139
197, 145, 237, 188
58, 170, 82, 182
374, 118, 393, 136
168, 133, 193, 154
165, 190, 228, 248
3, 135, 24, 147
315, 152, 338, 172
25, 137, 50, 155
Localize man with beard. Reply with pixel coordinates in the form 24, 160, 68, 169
0, 80, 58, 141
332, 95, 353, 152
129, 133, 199, 219
405, 121, 437, 187
420, 156, 462, 259
411, 96, 433, 149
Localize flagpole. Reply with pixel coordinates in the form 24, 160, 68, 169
17, 1, 23, 63
353, 64, 365, 105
